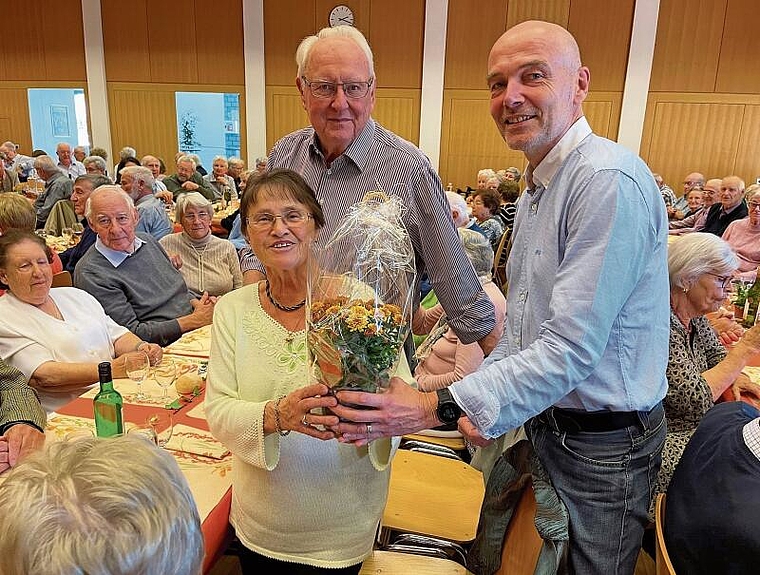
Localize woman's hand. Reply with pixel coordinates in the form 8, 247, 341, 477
266, 384, 338, 441
738, 324, 760, 355
732, 373, 760, 408
169, 253, 183, 270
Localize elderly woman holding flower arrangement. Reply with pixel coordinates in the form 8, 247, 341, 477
205, 169, 412, 575
159, 192, 242, 297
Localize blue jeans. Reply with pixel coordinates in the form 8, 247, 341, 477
526, 403, 666, 575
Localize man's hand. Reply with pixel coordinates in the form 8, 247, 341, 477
3, 424, 45, 469
458, 415, 493, 448
189, 292, 215, 327
330, 377, 440, 446
181, 181, 200, 191
0, 438, 9, 474
478, 325, 501, 356
155, 190, 173, 204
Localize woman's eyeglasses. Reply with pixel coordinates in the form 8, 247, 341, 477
246, 210, 313, 230
706, 273, 732, 290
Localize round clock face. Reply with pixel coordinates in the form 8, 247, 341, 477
329, 5, 354, 27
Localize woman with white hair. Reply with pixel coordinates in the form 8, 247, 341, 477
654, 233, 760, 510
476, 168, 496, 191
203, 156, 237, 202
722, 185, 760, 279
159, 192, 242, 297
412, 228, 506, 391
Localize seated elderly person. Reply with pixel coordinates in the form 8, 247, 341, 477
1, 142, 35, 182
446, 191, 485, 237
476, 168, 496, 191
0, 359, 46, 474
0, 194, 63, 278
654, 233, 760, 513
113, 156, 140, 185
669, 178, 721, 235
58, 174, 110, 274
665, 401, 760, 575
471, 188, 504, 249
140, 155, 169, 195
82, 155, 108, 176
74, 186, 214, 347
722, 185, 760, 279
702, 175, 748, 237
0, 230, 162, 412
160, 193, 242, 297
32, 155, 72, 229
55, 143, 85, 180
413, 229, 506, 391
163, 155, 215, 201
496, 180, 520, 233
120, 166, 172, 240
203, 156, 238, 202
1, 162, 19, 193
0, 435, 203, 575
227, 156, 245, 194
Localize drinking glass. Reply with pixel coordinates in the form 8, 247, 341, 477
147, 411, 173, 448
127, 424, 158, 445
61, 227, 74, 246
153, 359, 177, 399
125, 352, 150, 400
72, 222, 85, 238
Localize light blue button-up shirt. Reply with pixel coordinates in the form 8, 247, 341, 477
450, 118, 669, 438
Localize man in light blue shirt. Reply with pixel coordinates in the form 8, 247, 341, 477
333, 20, 668, 575
120, 165, 173, 240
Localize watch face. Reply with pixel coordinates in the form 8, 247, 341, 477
439, 403, 460, 424
329, 5, 354, 27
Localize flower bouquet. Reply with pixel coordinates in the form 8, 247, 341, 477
307, 192, 415, 395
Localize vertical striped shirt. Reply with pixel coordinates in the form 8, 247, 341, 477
241, 119, 495, 344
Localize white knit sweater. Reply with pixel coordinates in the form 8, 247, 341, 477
205, 284, 409, 568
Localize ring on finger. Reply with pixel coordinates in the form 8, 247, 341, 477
301, 414, 309, 427
366, 423, 373, 435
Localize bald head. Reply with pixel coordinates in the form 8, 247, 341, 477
720, 176, 745, 210
683, 172, 705, 193
487, 20, 589, 166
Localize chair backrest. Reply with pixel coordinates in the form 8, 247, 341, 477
43, 199, 77, 235
492, 229, 511, 292
496, 480, 542, 575
655, 493, 677, 575
360, 550, 469, 574
51, 270, 72, 288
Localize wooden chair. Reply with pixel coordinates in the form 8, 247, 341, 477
655, 494, 677, 575
51, 270, 72, 288
360, 550, 470, 574
496, 481, 543, 575
492, 229, 511, 293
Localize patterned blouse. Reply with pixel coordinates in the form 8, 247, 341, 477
653, 311, 725, 514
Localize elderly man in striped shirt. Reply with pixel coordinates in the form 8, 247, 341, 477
240, 25, 498, 354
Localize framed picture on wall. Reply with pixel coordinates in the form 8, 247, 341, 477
50, 105, 70, 138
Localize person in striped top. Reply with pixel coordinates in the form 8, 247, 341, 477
0, 359, 46, 474
241, 25, 498, 353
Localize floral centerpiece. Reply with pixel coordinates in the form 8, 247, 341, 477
307, 192, 415, 394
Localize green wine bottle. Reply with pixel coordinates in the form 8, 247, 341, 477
742, 268, 760, 328
93, 362, 123, 437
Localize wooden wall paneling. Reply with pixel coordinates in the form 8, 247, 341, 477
373, 89, 420, 145
195, 0, 245, 85
641, 97, 745, 189
0, 87, 33, 153
101, 0, 152, 83
583, 91, 622, 141
147, 1, 199, 83
265, 86, 309, 151
263, 0, 317, 86
716, 0, 760, 94
439, 89, 525, 190
2, 3, 46, 81
369, 0, 424, 89
732, 105, 760, 183
506, 0, 570, 30
444, 0, 508, 90
649, 0, 727, 92
567, 0, 634, 92
42, 0, 86, 81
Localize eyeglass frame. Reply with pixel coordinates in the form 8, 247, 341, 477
705, 272, 733, 290
747, 201, 760, 211
300, 76, 374, 99
245, 209, 314, 230
181, 211, 212, 222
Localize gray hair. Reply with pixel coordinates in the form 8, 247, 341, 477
119, 146, 137, 160
255, 156, 268, 165
212, 155, 228, 166
459, 228, 494, 279
0, 435, 203, 575
83, 155, 107, 173
746, 183, 760, 202
85, 185, 135, 219
32, 154, 57, 174
668, 232, 738, 290
188, 154, 202, 167
296, 26, 375, 78
227, 156, 244, 167
74, 173, 112, 189
178, 155, 197, 170
445, 191, 469, 227
175, 191, 213, 222
478, 168, 496, 180
505, 166, 522, 182
120, 165, 155, 189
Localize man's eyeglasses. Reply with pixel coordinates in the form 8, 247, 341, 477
706, 273, 732, 290
301, 77, 374, 99
246, 210, 313, 230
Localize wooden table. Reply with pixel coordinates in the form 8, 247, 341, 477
382, 450, 485, 543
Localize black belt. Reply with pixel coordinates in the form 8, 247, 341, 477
542, 406, 647, 433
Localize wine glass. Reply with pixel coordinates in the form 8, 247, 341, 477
147, 411, 173, 448
61, 227, 74, 246
125, 352, 150, 400
153, 359, 177, 399
72, 222, 85, 240
127, 424, 158, 445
